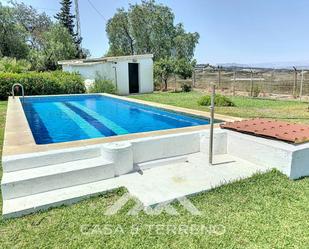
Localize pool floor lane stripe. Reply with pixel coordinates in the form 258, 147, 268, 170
68, 102, 128, 135
55, 103, 103, 138
64, 102, 117, 137
22, 103, 53, 144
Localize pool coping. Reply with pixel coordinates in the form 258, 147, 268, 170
3, 93, 241, 157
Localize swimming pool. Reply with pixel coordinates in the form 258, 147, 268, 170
22, 94, 210, 144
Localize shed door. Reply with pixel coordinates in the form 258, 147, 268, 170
128, 63, 139, 94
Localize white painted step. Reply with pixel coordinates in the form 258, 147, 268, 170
136, 155, 188, 171
1, 157, 115, 200
2, 146, 101, 172
2, 177, 123, 219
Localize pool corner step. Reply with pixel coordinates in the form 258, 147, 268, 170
2, 177, 122, 219
2, 146, 101, 172
1, 157, 115, 200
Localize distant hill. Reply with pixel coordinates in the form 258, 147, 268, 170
217, 61, 309, 70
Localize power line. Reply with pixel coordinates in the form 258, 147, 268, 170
86, 0, 107, 21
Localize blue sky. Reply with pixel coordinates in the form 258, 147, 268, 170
3, 0, 309, 64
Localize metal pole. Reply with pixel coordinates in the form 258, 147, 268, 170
12, 83, 24, 103
113, 63, 118, 91
209, 83, 216, 165
299, 70, 304, 101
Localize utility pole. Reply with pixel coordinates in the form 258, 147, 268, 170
74, 0, 82, 46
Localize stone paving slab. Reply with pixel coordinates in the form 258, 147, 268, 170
120, 153, 271, 206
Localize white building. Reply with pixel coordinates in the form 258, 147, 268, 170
58, 54, 154, 95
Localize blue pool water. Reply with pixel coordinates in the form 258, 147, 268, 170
22, 95, 210, 144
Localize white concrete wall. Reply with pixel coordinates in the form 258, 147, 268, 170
131, 132, 201, 164
226, 130, 293, 176
62, 63, 113, 81
115, 60, 129, 95
112, 57, 154, 95
137, 58, 154, 93
62, 57, 154, 95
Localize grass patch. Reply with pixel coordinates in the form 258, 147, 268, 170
0, 99, 308, 248
130, 91, 309, 124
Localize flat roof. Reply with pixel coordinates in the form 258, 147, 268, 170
58, 54, 153, 65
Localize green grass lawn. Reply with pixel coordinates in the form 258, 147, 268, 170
0, 98, 308, 248
130, 91, 309, 124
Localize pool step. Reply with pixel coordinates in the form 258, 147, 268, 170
2, 146, 101, 172
2, 177, 122, 219
1, 157, 114, 200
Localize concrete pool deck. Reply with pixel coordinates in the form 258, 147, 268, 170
3, 93, 240, 157
3, 152, 271, 218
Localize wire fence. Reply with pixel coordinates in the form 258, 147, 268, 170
167, 68, 309, 100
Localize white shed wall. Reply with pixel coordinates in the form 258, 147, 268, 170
62, 63, 114, 81
62, 57, 153, 95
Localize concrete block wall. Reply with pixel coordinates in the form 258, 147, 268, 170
226, 130, 309, 179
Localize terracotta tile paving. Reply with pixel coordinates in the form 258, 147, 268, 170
220, 118, 309, 144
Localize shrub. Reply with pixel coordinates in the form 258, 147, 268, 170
88, 74, 116, 94
0, 57, 31, 73
0, 71, 85, 100
180, 83, 192, 92
198, 94, 235, 107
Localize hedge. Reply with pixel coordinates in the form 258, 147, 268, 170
0, 71, 86, 100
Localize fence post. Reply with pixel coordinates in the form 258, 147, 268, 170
270, 69, 275, 94
174, 74, 177, 92
293, 66, 297, 97
299, 70, 304, 101
192, 69, 196, 87
218, 66, 221, 88
250, 69, 254, 97
232, 70, 236, 96
209, 83, 216, 165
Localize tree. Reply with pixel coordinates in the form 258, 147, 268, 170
154, 58, 175, 90
106, 8, 134, 56
129, 0, 175, 59
29, 24, 77, 71
10, 1, 52, 50
54, 0, 85, 58
0, 3, 29, 59
54, 0, 76, 38
174, 24, 199, 61
106, 0, 199, 62
0, 1, 89, 70
174, 58, 196, 79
